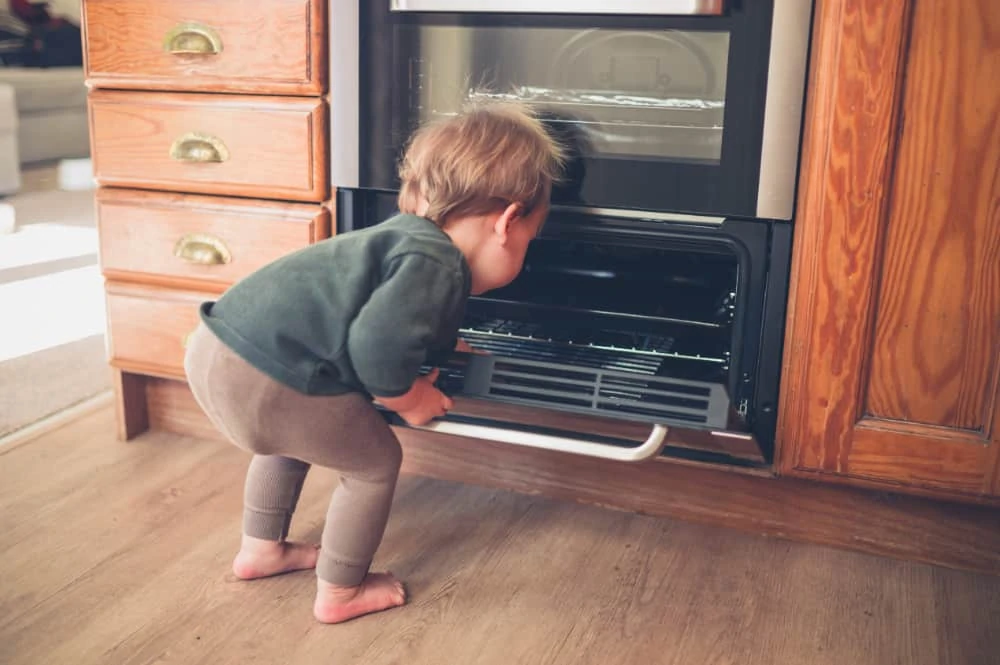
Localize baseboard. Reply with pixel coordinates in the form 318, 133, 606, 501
0, 390, 114, 454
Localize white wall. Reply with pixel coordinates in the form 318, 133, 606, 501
46, 0, 82, 23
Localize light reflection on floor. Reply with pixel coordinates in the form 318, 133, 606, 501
0, 168, 104, 364
0, 263, 106, 362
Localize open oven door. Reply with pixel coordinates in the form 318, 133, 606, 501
348, 195, 787, 470
381, 353, 673, 462
378, 350, 771, 469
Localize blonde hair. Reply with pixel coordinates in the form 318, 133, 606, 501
397, 101, 566, 226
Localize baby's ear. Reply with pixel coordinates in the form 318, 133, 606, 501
493, 202, 522, 240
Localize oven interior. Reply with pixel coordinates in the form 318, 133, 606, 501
440, 233, 739, 430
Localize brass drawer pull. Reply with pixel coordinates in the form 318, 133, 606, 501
174, 233, 232, 265
170, 133, 229, 163
164, 23, 223, 55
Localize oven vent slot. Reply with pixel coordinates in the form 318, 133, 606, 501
461, 355, 729, 429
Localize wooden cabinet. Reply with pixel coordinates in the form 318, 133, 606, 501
776, 0, 1000, 502
83, 0, 332, 442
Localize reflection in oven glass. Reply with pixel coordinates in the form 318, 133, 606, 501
408, 26, 730, 164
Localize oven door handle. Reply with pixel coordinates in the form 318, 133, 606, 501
390, 0, 725, 15
400, 415, 669, 463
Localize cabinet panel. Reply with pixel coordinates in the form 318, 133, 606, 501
106, 283, 205, 380
89, 90, 328, 202
777, 0, 1000, 502
97, 189, 330, 291
865, 0, 1000, 433
83, 0, 326, 95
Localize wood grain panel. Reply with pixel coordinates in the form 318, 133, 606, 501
846, 427, 993, 494
83, 0, 326, 95
866, 0, 1000, 431
112, 370, 148, 442
97, 188, 330, 292
777, 0, 1000, 499
135, 378, 1000, 575
88, 90, 328, 201
105, 283, 207, 380
777, 0, 912, 471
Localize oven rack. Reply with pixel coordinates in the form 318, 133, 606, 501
480, 291, 734, 330
459, 322, 730, 375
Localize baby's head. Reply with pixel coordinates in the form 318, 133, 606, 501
397, 101, 566, 294
398, 100, 565, 225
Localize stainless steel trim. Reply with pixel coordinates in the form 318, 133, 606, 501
550, 204, 726, 226
391, 0, 724, 15
413, 420, 670, 461
756, 0, 814, 220
329, 0, 360, 188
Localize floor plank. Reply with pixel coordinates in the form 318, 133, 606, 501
1, 406, 998, 665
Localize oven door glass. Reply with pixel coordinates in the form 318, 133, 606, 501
358, 5, 774, 217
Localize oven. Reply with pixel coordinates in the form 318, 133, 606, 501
329, 0, 813, 467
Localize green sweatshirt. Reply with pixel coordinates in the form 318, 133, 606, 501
200, 214, 471, 398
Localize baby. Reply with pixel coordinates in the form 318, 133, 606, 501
183, 101, 565, 623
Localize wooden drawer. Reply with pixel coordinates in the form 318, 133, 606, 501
97, 189, 330, 291
106, 283, 206, 379
83, 0, 325, 95
89, 90, 328, 201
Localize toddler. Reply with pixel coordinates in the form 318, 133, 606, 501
183, 101, 565, 624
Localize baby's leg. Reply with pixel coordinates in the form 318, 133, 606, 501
232, 454, 319, 580
313, 413, 407, 623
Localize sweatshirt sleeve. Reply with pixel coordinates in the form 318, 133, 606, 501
346, 253, 466, 397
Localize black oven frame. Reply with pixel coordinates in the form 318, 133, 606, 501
330, 0, 813, 221
329, 0, 809, 463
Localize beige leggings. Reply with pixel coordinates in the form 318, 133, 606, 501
184, 323, 403, 586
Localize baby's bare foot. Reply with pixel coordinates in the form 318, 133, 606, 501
232, 535, 319, 580
313, 572, 407, 624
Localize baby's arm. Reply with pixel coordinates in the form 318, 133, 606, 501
347, 253, 465, 422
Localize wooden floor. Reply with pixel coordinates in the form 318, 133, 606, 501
2, 407, 999, 665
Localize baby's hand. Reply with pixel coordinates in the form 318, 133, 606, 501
378, 369, 454, 427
